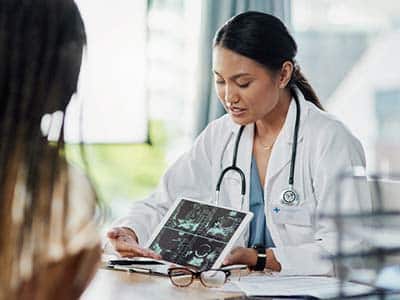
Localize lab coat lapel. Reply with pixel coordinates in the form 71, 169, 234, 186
265, 96, 308, 184
265, 133, 292, 185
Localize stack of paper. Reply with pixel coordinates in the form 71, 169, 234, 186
235, 275, 374, 299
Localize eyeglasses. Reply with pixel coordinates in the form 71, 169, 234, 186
168, 267, 231, 288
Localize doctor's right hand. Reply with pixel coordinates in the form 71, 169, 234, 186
107, 227, 161, 259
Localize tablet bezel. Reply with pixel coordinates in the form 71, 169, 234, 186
144, 197, 253, 270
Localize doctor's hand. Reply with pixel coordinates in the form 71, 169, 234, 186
107, 227, 161, 259
223, 247, 258, 267
223, 247, 281, 272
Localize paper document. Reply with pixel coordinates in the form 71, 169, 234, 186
235, 275, 374, 298
215, 281, 243, 293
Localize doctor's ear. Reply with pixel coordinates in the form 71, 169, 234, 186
277, 61, 294, 89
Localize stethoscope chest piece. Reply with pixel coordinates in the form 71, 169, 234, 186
280, 186, 299, 206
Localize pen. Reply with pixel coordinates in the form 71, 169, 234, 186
108, 259, 164, 266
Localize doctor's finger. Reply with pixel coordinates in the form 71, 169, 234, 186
142, 249, 162, 259
108, 231, 137, 244
107, 228, 121, 239
107, 227, 139, 242
113, 240, 161, 259
114, 246, 147, 257
223, 247, 251, 266
118, 251, 141, 258
116, 245, 161, 259
108, 239, 142, 256
222, 254, 235, 266
109, 233, 139, 247
117, 249, 161, 259
113, 241, 144, 254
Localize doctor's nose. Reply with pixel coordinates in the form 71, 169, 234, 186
224, 88, 239, 106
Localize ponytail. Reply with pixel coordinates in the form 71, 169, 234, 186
291, 65, 324, 111
215, 12, 324, 110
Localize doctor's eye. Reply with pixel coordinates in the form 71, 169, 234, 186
215, 80, 225, 85
237, 82, 250, 88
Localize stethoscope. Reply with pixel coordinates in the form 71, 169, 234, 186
215, 93, 301, 209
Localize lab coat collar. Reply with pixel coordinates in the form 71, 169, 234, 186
281, 93, 310, 144
229, 93, 310, 143
228, 93, 311, 187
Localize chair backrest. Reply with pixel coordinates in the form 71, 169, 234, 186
367, 178, 400, 265
368, 178, 400, 211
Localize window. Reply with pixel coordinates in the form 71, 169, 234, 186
66, 0, 201, 220
147, 0, 201, 163
69, 0, 148, 143
292, 0, 400, 172
375, 90, 400, 140
374, 89, 400, 170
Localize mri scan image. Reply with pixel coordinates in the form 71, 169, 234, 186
149, 199, 247, 271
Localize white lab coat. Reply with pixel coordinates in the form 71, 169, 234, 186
113, 94, 371, 276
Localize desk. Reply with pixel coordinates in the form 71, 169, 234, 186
81, 268, 244, 300
82, 268, 394, 300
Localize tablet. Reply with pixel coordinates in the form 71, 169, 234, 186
144, 198, 253, 271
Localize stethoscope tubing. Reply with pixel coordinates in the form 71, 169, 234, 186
289, 94, 300, 186
215, 125, 246, 206
215, 93, 301, 208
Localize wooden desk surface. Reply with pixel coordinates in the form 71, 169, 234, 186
81, 268, 244, 300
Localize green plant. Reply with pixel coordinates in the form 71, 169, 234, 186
65, 120, 168, 203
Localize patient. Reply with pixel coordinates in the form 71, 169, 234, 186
0, 0, 100, 299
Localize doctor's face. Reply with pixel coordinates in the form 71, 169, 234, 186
212, 46, 281, 125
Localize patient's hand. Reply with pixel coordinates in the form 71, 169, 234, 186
107, 227, 161, 259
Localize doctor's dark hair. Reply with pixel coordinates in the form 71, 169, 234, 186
214, 11, 323, 110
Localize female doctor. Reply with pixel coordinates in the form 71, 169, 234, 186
108, 11, 370, 275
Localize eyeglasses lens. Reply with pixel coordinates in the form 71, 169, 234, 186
200, 270, 227, 288
169, 268, 193, 287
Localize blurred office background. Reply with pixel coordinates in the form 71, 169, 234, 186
64, 0, 400, 219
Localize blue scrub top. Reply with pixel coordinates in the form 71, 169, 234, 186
248, 156, 275, 248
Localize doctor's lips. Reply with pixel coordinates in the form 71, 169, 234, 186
228, 105, 247, 117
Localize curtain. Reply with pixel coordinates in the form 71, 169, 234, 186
194, 0, 291, 136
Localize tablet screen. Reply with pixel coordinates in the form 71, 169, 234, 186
148, 198, 251, 271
